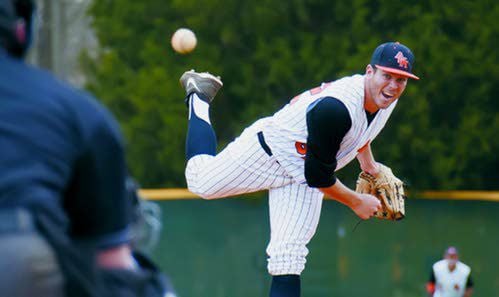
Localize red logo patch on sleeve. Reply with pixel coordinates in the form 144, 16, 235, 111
295, 142, 307, 156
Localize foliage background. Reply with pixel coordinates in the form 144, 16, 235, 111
84, 0, 499, 190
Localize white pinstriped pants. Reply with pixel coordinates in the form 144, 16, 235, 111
186, 123, 324, 275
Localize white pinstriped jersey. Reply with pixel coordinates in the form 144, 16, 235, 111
184, 74, 399, 276
433, 260, 471, 297
260, 74, 397, 183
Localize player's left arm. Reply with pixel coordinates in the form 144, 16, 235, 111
355, 142, 407, 220
356, 142, 380, 176
464, 288, 473, 297
464, 273, 474, 297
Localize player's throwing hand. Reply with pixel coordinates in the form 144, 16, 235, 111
351, 194, 383, 220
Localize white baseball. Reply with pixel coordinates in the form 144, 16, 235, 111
171, 28, 197, 54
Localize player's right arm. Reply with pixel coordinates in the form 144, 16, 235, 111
464, 273, 474, 297
426, 268, 436, 297
304, 97, 381, 219
319, 180, 381, 219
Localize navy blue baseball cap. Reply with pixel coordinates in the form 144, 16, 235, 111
371, 42, 419, 80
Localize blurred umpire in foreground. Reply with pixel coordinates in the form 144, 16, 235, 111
0, 0, 173, 296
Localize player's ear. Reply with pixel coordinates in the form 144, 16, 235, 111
365, 64, 375, 78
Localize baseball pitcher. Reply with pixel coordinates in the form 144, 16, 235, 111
181, 41, 419, 297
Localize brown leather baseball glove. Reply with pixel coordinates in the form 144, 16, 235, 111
355, 163, 406, 220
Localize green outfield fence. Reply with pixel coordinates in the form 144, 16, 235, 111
143, 190, 499, 297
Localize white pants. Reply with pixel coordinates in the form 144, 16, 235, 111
185, 123, 324, 275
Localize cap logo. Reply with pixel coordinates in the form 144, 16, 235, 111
394, 51, 409, 69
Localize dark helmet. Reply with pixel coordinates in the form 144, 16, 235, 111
0, 0, 35, 58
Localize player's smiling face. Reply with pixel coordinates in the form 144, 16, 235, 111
364, 65, 408, 112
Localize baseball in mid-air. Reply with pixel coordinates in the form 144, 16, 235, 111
171, 28, 197, 54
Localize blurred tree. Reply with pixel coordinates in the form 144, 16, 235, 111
84, 0, 499, 189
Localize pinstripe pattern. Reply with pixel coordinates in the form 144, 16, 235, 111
266, 183, 323, 275
185, 121, 293, 199
185, 73, 398, 277
185, 118, 325, 275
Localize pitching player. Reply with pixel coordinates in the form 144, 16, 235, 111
427, 247, 474, 297
181, 41, 419, 297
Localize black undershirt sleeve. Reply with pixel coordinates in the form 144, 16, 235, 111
305, 97, 352, 188
466, 274, 473, 288
429, 268, 436, 283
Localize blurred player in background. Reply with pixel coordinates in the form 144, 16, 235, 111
0, 1, 174, 296
427, 246, 474, 297
180, 41, 418, 297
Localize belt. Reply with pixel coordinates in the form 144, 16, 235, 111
0, 208, 35, 234
257, 131, 273, 156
